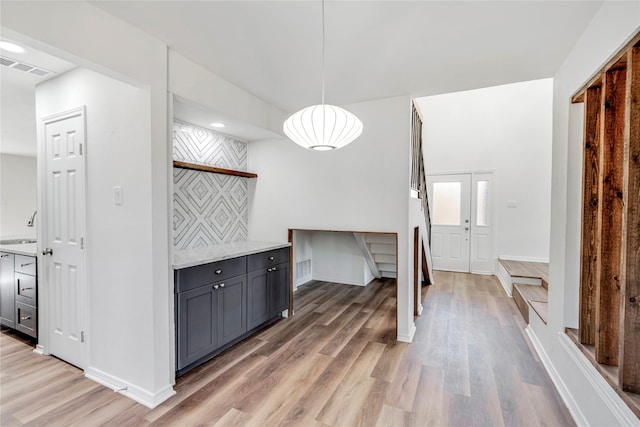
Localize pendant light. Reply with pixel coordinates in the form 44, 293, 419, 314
283, 0, 363, 151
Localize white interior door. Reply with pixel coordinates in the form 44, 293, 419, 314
428, 174, 471, 272
43, 107, 87, 369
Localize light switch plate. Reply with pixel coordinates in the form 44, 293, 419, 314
114, 186, 123, 206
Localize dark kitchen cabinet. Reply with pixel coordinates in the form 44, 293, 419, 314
247, 261, 289, 331
175, 247, 289, 376
0, 252, 15, 328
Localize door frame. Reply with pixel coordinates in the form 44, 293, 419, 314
427, 170, 497, 275
36, 106, 90, 370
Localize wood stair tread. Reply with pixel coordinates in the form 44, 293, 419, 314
512, 283, 548, 324
499, 259, 549, 284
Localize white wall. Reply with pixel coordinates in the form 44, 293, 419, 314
247, 95, 415, 341
311, 232, 373, 286
0, 154, 37, 238
35, 67, 168, 404
416, 79, 553, 262
3, 1, 173, 408
536, 2, 640, 425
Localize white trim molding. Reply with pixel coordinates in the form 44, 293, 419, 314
398, 323, 416, 343
85, 367, 176, 409
496, 262, 512, 297
526, 327, 588, 426
498, 255, 550, 263
558, 333, 639, 427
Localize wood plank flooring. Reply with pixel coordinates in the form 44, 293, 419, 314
0, 272, 575, 426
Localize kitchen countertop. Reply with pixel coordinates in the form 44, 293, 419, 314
0, 242, 38, 257
173, 240, 291, 269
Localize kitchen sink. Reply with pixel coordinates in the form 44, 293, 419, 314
0, 239, 37, 245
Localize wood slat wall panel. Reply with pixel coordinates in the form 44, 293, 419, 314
580, 85, 603, 346
620, 46, 640, 394
595, 64, 627, 366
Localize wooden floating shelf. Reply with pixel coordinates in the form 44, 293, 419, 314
173, 160, 258, 178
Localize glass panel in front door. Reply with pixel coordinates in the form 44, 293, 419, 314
432, 182, 461, 225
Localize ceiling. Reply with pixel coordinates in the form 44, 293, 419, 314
0, 41, 75, 156
92, 0, 603, 113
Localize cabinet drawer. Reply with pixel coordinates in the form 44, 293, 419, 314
15, 255, 36, 276
175, 256, 246, 293
15, 273, 36, 305
15, 302, 37, 338
247, 247, 290, 272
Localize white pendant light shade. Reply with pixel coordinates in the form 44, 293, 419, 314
283, 104, 363, 151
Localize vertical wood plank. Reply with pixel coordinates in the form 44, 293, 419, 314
620, 46, 640, 393
580, 85, 603, 346
595, 62, 627, 366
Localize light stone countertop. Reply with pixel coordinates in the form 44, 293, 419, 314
173, 240, 291, 269
0, 243, 38, 257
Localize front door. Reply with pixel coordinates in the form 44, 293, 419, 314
427, 174, 472, 272
42, 107, 87, 369
427, 173, 494, 274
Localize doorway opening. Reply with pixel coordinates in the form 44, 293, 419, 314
427, 172, 495, 274
288, 229, 398, 335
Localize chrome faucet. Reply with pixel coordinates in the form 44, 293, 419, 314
27, 210, 37, 227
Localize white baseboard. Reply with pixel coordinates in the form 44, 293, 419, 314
85, 367, 175, 409
496, 263, 512, 297
525, 327, 587, 426
33, 344, 45, 355
312, 276, 367, 286
499, 255, 550, 263
398, 323, 416, 343
557, 333, 639, 426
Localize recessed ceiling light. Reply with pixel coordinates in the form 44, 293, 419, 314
0, 41, 25, 53
211, 122, 225, 128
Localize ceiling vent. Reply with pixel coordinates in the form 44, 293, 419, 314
0, 55, 53, 78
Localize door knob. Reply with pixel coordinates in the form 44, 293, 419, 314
464, 227, 469, 231
42, 248, 53, 256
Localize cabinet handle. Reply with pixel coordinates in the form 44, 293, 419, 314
21, 287, 34, 291
219, 283, 225, 288
0, 254, 9, 258
215, 269, 222, 275
20, 262, 35, 267
268, 256, 274, 261
272, 267, 277, 272
213, 284, 219, 290
21, 316, 32, 321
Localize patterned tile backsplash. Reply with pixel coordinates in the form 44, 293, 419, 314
173, 121, 248, 250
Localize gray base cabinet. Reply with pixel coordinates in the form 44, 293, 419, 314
175, 247, 289, 376
0, 253, 15, 328
0, 252, 37, 338
247, 262, 289, 330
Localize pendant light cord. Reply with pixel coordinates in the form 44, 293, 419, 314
321, 0, 325, 105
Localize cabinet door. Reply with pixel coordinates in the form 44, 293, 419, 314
0, 253, 15, 328
271, 262, 290, 316
218, 275, 247, 346
177, 284, 218, 370
247, 269, 270, 330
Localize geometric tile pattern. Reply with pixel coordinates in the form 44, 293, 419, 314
173, 121, 248, 250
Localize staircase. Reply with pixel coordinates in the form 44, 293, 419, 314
498, 259, 549, 324
353, 233, 397, 279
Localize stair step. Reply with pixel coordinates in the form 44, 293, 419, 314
374, 254, 396, 263
513, 283, 548, 325
369, 243, 395, 255
377, 263, 396, 272
381, 271, 397, 278
365, 234, 396, 245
